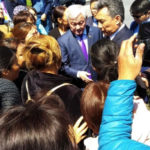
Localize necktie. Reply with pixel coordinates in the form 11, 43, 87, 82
80, 36, 88, 62
80, 36, 92, 79
26, 0, 32, 7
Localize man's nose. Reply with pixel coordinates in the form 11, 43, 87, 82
76, 24, 80, 30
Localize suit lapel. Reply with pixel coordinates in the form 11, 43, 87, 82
87, 26, 93, 60
113, 25, 126, 42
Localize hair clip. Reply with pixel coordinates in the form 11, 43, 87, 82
114, 61, 117, 64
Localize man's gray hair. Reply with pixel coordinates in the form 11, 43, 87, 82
66, 4, 87, 20
96, 0, 124, 22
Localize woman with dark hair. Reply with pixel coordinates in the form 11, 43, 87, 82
0, 38, 18, 51
81, 81, 109, 150
0, 37, 27, 91
89, 38, 150, 145
13, 10, 36, 25
81, 82, 108, 134
0, 46, 21, 113
98, 34, 150, 150
12, 22, 39, 92
0, 96, 78, 150
49, 6, 69, 39
0, 46, 19, 84
12, 22, 38, 42
27, 6, 47, 35
21, 35, 81, 124
12, 22, 39, 68
90, 39, 119, 83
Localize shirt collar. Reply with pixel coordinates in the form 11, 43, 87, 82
93, 17, 98, 24
142, 17, 150, 24
110, 23, 125, 40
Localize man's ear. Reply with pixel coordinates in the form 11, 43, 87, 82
92, 66, 96, 71
114, 15, 121, 25
57, 18, 62, 24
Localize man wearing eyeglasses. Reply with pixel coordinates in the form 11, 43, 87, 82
130, 0, 150, 34
95, 0, 132, 47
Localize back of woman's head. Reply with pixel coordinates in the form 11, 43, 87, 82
81, 81, 109, 134
0, 100, 78, 150
12, 22, 34, 42
0, 46, 16, 76
26, 89, 65, 110
52, 6, 67, 23
13, 10, 35, 25
24, 35, 61, 71
90, 39, 119, 83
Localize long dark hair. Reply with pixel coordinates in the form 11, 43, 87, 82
81, 81, 109, 134
90, 39, 119, 83
0, 98, 78, 150
0, 46, 16, 77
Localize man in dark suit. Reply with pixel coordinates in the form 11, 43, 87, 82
95, 0, 132, 46
86, 0, 98, 27
58, 4, 102, 86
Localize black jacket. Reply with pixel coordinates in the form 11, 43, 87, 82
21, 70, 82, 123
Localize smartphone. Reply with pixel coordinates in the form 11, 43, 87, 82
138, 22, 150, 66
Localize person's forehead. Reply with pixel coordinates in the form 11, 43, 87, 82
96, 7, 111, 19
91, 1, 98, 8
69, 14, 85, 23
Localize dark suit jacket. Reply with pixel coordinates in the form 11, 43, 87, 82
21, 70, 82, 123
86, 16, 98, 27
86, 16, 93, 26
112, 25, 133, 46
58, 25, 102, 80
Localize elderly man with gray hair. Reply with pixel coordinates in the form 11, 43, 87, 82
95, 0, 132, 46
58, 4, 102, 88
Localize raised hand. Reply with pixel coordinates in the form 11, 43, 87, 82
73, 116, 88, 144
118, 35, 145, 80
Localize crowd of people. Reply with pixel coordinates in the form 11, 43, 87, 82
0, 0, 149, 149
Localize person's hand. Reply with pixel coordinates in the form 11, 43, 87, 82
78, 71, 93, 83
41, 13, 46, 21
73, 116, 88, 144
118, 34, 145, 80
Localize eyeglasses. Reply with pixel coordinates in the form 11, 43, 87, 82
70, 20, 85, 27
132, 15, 141, 19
